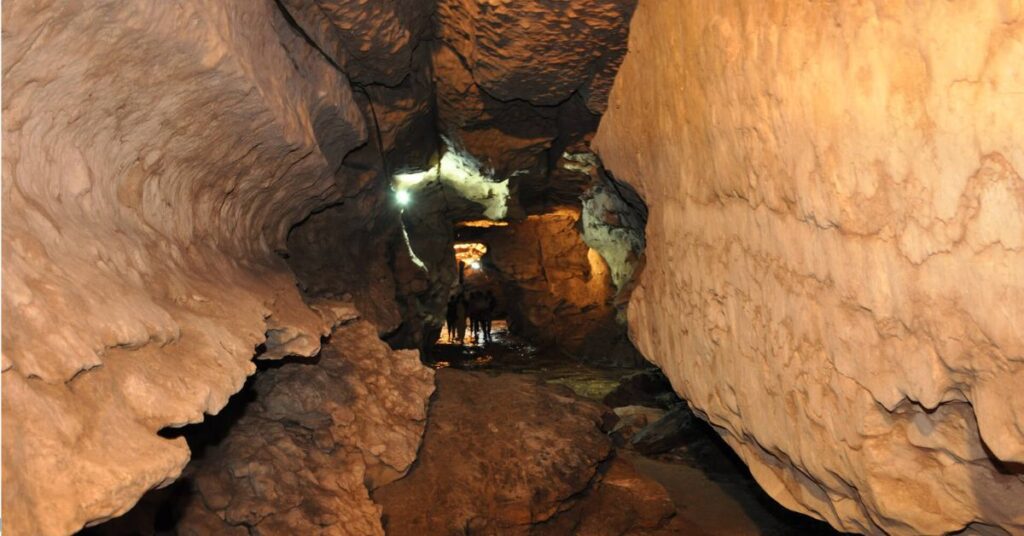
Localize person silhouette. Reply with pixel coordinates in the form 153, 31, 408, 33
482, 290, 497, 343
445, 294, 459, 342
468, 290, 492, 344
454, 291, 468, 345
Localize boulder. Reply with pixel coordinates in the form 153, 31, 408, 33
611, 405, 668, 444
375, 369, 683, 535
595, 1, 1024, 532
603, 369, 680, 410
630, 405, 700, 456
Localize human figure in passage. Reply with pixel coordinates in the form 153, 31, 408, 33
467, 290, 489, 344
454, 291, 468, 344
445, 294, 459, 342
482, 290, 497, 343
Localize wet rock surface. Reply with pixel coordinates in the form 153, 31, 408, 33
609, 405, 667, 445
533, 457, 689, 536
421, 327, 842, 535
629, 405, 700, 456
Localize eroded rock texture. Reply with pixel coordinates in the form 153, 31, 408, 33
432, 0, 636, 212
2, 2, 378, 533
177, 318, 434, 535
594, 2, 1024, 534
2, 0, 640, 533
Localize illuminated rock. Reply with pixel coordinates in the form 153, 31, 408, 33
432, 0, 637, 208
375, 369, 686, 535
435, 0, 635, 110
594, 1, 1024, 533
485, 210, 643, 366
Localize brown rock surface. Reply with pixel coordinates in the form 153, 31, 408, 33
374, 368, 681, 535
595, 1, 1024, 534
534, 457, 691, 536
280, 0, 434, 87
431, 0, 637, 209
286, 203, 409, 335
177, 318, 434, 534
436, 0, 634, 110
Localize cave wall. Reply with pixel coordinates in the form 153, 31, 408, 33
1, 2, 415, 534
285, 198, 418, 339
432, 0, 636, 212
594, 1, 1024, 534
2, 1, 640, 533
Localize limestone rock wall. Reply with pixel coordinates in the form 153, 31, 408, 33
286, 203, 408, 336
1, 1, 639, 533
1, 2, 376, 534
594, 1, 1024, 534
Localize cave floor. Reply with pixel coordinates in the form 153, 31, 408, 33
425, 323, 841, 536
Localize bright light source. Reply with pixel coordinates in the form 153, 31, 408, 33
396, 190, 411, 206
470, 261, 481, 270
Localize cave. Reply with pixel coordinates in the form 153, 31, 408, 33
3, 1, 1023, 535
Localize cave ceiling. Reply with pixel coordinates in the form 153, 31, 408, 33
280, 0, 637, 215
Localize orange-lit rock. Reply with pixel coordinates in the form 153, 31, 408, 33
374, 368, 685, 535
485, 210, 643, 366
595, 1, 1024, 534
375, 369, 613, 533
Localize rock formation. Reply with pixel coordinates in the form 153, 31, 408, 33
13, 0, 1020, 534
432, 0, 636, 212
177, 318, 434, 535
594, 2, 1024, 534
483, 209, 643, 366
2, 3, 369, 533
374, 368, 686, 535
2, 1, 639, 534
